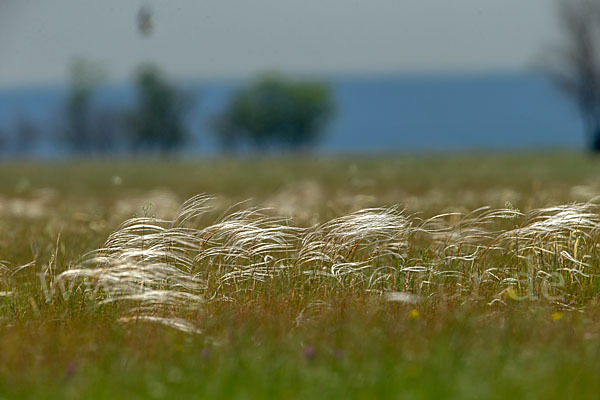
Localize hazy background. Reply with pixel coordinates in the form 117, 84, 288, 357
0, 0, 584, 155
0, 0, 560, 85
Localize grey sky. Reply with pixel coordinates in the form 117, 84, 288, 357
0, 0, 560, 87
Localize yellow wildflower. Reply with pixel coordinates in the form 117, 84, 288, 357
551, 312, 563, 321
409, 309, 420, 320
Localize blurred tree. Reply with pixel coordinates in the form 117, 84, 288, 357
0, 126, 6, 156
127, 65, 191, 153
545, 0, 600, 151
14, 116, 38, 156
213, 74, 334, 152
91, 107, 125, 153
64, 58, 107, 153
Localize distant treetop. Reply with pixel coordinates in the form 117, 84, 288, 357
213, 73, 335, 152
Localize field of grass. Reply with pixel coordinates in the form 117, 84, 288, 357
2, 152, 600, 399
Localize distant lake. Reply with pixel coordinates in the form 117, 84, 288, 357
0, 72, 584, 156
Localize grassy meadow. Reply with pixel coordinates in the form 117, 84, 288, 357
2, 153, 600, 398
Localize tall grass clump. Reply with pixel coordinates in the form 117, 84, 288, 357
57, 195, 600, 333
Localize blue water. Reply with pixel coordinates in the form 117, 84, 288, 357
0, 72, 585, 155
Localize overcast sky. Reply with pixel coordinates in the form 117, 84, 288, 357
0, 0, 561, 87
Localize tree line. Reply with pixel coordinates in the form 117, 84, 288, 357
6, 0, 600, 157
1, 61, 335, 156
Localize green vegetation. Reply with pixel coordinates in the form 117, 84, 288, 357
63, 58, 112, 153
213, 73, 334, 151
62, 60, 193, 155
12, 66, 338, 156
1, 153, 600, 399
127, 65, 192, 153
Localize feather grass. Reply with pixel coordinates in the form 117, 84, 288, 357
57, 195, 600, 333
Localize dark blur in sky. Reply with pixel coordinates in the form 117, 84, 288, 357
0, 0, 560, 87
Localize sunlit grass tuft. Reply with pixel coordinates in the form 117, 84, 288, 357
55, 194, 600, 334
